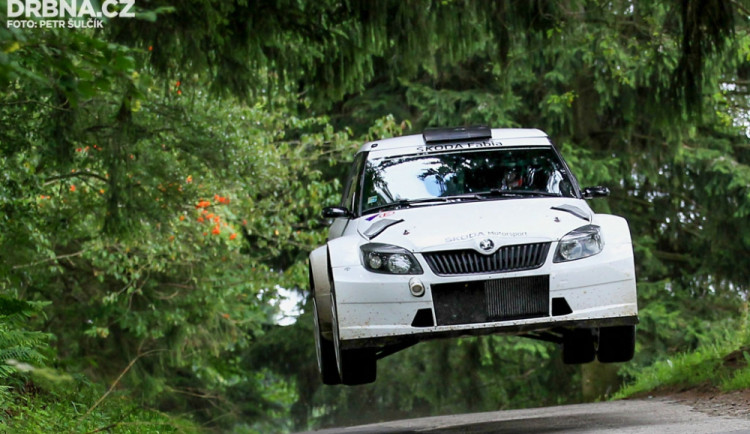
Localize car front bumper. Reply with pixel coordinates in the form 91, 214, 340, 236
331, 241, 638, 350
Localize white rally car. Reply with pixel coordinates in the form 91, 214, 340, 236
309, 126, 638, 385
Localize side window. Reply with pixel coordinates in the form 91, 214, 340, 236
341, 152, 367, 212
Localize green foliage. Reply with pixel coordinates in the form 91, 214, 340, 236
0, 0, 749, 431
0, 296, 76, 428
615, 347, 726, 397
615, 307, 750, 398
0, 12, 362, 429
2, 374, 200, 432
0, 295, 50, 399
721, 360, 750, 391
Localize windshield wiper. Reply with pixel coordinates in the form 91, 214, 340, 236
470, 189, 560, 199
362, 190, 554, 214
364, 197, 453, 214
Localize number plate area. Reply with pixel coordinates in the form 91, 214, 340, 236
432, 275, 550, 326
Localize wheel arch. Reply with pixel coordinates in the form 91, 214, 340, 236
593, 214, 633, 246
309, 245, 333, 338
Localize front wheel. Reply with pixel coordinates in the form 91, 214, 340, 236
313, 295, 340, 385
562, 328, 596, 364
340, 349, 376, 385
597, 325, 636, 363
330, 291, 377, 385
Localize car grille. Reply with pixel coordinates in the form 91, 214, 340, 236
423, 242, 551, 276
432, 275, 550, 326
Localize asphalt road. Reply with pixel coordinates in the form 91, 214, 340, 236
303, 398, 750, 434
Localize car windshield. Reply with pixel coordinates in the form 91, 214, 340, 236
360, 147, 576, 214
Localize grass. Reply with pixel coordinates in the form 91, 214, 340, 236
1, 374, 202, 433
615, 314, 750, 400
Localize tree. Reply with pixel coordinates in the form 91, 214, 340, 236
1, 0, 748, 431
1, 17, 360, 428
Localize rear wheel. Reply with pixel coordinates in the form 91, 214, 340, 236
330, 291, 377, 385
562, 328, 596, 364
597, 325, 636, 363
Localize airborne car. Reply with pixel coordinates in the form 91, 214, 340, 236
309, 126, 637, 385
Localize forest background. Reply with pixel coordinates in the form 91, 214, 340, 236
0, 0, 749, 432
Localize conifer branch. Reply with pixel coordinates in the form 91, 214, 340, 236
44, 171, 109, 185
12, 251, 85, 269
79, 342, 166, 425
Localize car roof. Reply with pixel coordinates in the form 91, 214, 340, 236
359, 128, 552, 156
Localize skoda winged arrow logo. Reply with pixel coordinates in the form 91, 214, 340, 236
479, 239, 494, 252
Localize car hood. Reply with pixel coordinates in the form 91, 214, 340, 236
356, 198, 594, 252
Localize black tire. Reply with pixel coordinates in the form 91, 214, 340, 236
313, 296, 340, 385
330, 290, 377, 386
339, 348, 377, 386
562, 328, 596, 364
597, 325, 636, 363
310, 266, 340, 385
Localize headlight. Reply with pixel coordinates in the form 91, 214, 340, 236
554, 225, 604, 262
360, 243, 423, 274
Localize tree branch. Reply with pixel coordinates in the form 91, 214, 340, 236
78, 342, 166, 425
44, 171, 109, 185
12, 251, 85, 269
653, 250, 692, 263
0, 99, 70, 111
731, 0, 750, 17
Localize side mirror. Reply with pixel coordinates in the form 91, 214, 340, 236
582, 186, 610, 199
322, 206, 352, 219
